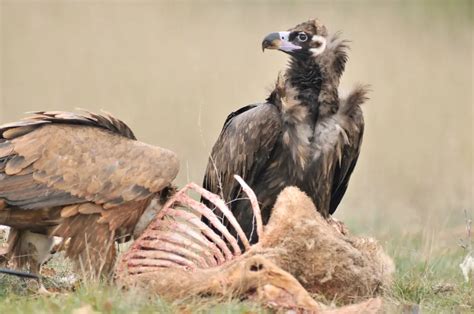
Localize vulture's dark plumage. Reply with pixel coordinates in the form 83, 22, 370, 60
203, 20, 368, 242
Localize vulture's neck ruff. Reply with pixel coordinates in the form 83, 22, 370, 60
286, 55, 324, 123
263, 19, 338, 127
268, 34, 344, 129
266, 57, 324, 172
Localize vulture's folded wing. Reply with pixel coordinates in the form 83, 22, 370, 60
328, 86, 367, 214
203, 103, 281, 203
308, 86, 366, 216
0, 111, 179, 210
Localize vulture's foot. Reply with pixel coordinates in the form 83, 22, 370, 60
327, 216, 349, 235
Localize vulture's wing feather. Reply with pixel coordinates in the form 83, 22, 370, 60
0, 111, 179, 210
328, 87, 367, 214
306, 86, 366, 216
329, 151, 360, 214
203, 103, 281, 203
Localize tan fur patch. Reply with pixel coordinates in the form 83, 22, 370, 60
261, 187, 394, 300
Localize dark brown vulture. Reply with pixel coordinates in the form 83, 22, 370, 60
0, 111, 179, 277
203, 19, 368, 243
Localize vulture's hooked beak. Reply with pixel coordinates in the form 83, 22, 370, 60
261, 31, 302, 53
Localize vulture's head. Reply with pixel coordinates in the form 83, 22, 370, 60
262, 19, 328, 59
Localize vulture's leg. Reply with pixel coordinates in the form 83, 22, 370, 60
53, 213, 116, 279
6, 229, 55, 292
327, 216, 348, 235
28, 256, 50, 295
0, 226, 9, 265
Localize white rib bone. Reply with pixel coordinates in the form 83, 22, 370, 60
187, 183, 251, 250
126, 261, 186, 274
157, 216, 226, 264
150, 228, 218, 267
130, 250, 196, 268
166, 208, 234, 261
138, 240, 209, 268
233, 175, 263, 240
177, 196, 242, 256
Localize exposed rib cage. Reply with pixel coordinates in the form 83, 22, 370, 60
117, 175, 262, 275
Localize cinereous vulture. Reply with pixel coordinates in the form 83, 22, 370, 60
203, 19, 368, 243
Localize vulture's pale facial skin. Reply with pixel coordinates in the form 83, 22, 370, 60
261, 31, 327, 58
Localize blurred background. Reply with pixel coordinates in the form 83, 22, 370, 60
0, 1, 472, 241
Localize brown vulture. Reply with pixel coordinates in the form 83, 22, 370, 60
0, 111, 179, 277
203, 19, 368, 243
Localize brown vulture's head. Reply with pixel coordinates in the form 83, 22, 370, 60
261, 19, 328, 59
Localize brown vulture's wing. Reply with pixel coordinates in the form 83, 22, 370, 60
308, 86, 367, 216
0, 111, 179, 210
203, 103, 282, 204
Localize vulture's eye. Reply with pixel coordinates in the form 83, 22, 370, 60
297, 33, 308, 42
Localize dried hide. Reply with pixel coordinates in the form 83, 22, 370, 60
256, 186, 395, 302
116, 176, 393, 311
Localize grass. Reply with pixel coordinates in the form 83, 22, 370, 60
385, 234, 473, 312
0, 281, 266, 314
0, 226, 472, 313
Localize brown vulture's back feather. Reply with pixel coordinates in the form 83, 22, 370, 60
0, 111, 179, 276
